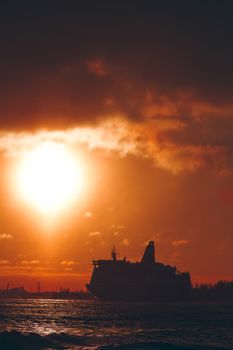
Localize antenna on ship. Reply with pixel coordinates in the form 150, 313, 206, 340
111, 246, 117, 261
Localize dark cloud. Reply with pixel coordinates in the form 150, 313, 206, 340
0, 1, 233, 172
0, 1, 233, 127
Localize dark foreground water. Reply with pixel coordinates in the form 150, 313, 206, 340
0, 299, 232, 350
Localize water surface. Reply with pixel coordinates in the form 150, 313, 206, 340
0, 299, 232, 349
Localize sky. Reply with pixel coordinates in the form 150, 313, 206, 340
0, 0, 233, 291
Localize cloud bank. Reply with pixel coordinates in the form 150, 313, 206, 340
0, 1, 233, 174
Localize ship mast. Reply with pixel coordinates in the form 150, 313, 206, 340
111, 246, 117, 261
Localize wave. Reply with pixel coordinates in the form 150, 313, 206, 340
99, 342, 232, 350
0, 330, 90, 349
0, 331, 231, 350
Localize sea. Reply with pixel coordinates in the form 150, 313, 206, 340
0, 299, 232, 350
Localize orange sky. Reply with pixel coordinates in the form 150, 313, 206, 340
0, 142, 232, 290
0, 2, 233, 290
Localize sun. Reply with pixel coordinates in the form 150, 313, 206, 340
17, 142, 84, 214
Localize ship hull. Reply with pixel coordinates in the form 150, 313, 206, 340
86, 266, 192, 302
86, 285, 191, 302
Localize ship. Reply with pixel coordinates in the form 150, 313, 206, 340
86, 241, 192, 301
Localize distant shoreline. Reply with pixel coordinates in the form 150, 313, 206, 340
0, 280, 232, 302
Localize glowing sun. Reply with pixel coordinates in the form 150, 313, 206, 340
17, 142, 84, 214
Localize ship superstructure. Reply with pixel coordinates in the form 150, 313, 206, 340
86, 241, 191, 301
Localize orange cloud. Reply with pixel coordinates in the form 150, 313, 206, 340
21, 260, 40, 265
89, 231, 101, 237
84, 211, 92, 218
122, 238, 130, 246
60, 260, 76, 266
172, 240, 190, 247
0, 260, 10, 265
86, 59, 109, 77
0, 115, 228, 174
0, 233, 12, 239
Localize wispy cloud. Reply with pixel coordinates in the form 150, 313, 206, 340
0, 260, 10, 265
21, 260, 40, 265
86, 59, 109, 77
89, 231, 101, 237
0, 233, 12, 239
60, 260, 76, 266
172, 239, 190, 247
0, 111, 229, 174
122, 238, 130, 246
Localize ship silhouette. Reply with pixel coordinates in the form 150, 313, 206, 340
86, 241, 192, 301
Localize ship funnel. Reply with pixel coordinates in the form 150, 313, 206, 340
141, 241, 155, 265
